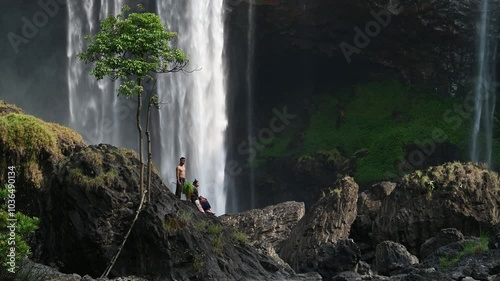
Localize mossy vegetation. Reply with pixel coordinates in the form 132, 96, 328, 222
402, 162, 499, 193
66, 167, 118, 190
0, 100, 24, 116
439, 235, 489, 270
0, 104, 86, 189
256, 81, 474, 184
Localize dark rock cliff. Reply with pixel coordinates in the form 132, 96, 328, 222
227, 0, 500, 96
0, 106, 310, 281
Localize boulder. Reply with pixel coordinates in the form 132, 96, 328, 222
419, 228, 465, 259
35, 144, 301, 280
372, 162, 500, 253
279, 177, 359, 276
489, 231, 500, 250
313, 240, 361, 279
3, 139, 305, 281
375, 241, 418, 276
220, 201, 305, 251
352, 182, 396, 242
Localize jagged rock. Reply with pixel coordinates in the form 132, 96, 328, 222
422, 237, 500, 281
352, 182, 396, 243
220, 201, 305, 270
489, 231, 500, 249
375, 241, 419, 276
372, 163, 500, 253
279, 177, 359, 277
419, 228, 464, 259
220, 201, 305, 251
356, 261, 372, 276
5, 140, 304, 281
313, 240, 361, 280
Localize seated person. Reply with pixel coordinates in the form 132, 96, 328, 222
191, 179, 214, 215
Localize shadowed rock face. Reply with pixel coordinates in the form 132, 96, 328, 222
227, 0, 500, 96
279, 177, 359, 274
32, 144, 303, 280
221, 201, 305, 251
371, 162, 500, 254
0, 105, 308, 281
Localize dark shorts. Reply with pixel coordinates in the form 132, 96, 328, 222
201, 200, 211, 211
175, 178, 185, 198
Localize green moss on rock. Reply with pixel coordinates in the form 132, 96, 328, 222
0, 102, 86, 189
0, 100, 24, 116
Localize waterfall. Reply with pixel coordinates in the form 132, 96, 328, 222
246, 3, 256, 209
66, 0, 125, 147
156, 1, 228, 215
471, 0, 497, 167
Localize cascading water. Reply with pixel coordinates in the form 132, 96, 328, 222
246, 2, 256, 209
67, 0, 125, 147
156, 1, 228, 215
471, 0, 498, 167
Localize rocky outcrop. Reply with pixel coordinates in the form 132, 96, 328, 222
221, 201, 305, 251
419, 228, 465, 259
279, 177, 359, 277
220, 201, 305, 269
352, 181, 396, 242
33, 144, 303, 280
375, 241, 419, 276
0, 106, 311, 281
371, 162, 500, 254
422, 237, 500, 281
313, 239, 361, 280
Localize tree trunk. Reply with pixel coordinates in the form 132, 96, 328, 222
145, 95, 153, 202
137, 79, 144, 198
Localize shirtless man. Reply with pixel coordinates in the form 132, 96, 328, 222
175, 157, 186, 199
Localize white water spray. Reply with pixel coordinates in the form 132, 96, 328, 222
156, 1, 228, 215
471, 0, 497, 167
246, 3, 256, 209
67, 0, 125, 146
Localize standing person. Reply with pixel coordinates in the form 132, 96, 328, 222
175, 157, 186, 199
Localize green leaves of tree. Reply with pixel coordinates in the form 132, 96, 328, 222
78, 5, 189, 97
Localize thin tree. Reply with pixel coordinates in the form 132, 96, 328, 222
78, 5, 188, 277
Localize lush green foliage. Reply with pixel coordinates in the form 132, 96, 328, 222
0, 113, 85, 189
0, 185, 39, 274
78, 5, 188, 97
256, 81, 476, 184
